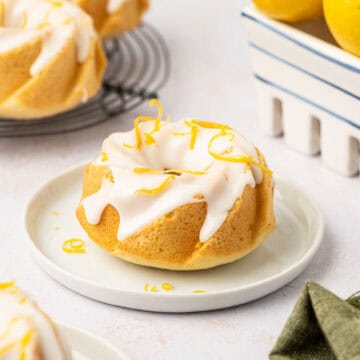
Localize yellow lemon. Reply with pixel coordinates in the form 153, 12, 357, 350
324, 0, 360, 57
253, 0, 323, 23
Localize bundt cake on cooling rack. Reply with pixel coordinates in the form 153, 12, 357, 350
76, 100, 275, 270
0, 0, 106, 120
0, 281, 71, 359
73, 0, 149, 38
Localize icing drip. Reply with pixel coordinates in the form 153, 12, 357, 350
0, 0, 95, 76
82, 113, 269, 242
0, 283, 70, 360
107, 0, 127, 13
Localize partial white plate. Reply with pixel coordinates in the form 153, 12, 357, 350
25, 164, 323, 313
58, 322, 128, 359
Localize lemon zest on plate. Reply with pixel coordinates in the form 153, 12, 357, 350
161, 282, 174, 291
62, 238, 86, 254
192, 290, 208, 294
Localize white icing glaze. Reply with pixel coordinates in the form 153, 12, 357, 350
107, 0, 127, 14
0, 284, 70, 360
0, 29, 40, 53
0, 0, 95, 76
82, 119, 265, 242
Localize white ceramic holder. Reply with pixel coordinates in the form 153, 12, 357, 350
241, 5, 360, 177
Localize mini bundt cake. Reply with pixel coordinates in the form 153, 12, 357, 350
76, 101, 275, 270
0, 281, 71, 359
0, 0, 106, 119
72, 0, 149, 38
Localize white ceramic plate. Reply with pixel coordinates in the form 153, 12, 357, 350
58, 322, 128, 360
25, 164, 323, 313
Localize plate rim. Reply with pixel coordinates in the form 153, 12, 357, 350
57, 322, 129, 359
24, 163, 324, 306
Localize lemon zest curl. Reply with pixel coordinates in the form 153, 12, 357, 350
135, 176, 176, 196
0, 281, 15, 291
208, 132, 273, 176
62, 238, 86, 254
134, 168, 208, 176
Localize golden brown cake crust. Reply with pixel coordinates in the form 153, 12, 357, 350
75, 0, 149, 38
76, 150, 275, 270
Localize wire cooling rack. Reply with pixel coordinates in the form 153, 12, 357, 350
0, 22, 170, 137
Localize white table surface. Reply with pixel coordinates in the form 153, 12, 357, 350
0, 1, 359, 359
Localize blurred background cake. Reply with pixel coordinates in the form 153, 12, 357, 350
0, 0, 106, 119
0, 281, 71, 360
73, 0, 149, 38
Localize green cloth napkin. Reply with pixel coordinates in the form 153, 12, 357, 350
269, 281, 360, 360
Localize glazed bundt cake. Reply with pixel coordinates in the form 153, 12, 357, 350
0, 0, 106, 119
72, 0, 149, 38
76, 101, 275, 270
0, 281, 71, 359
